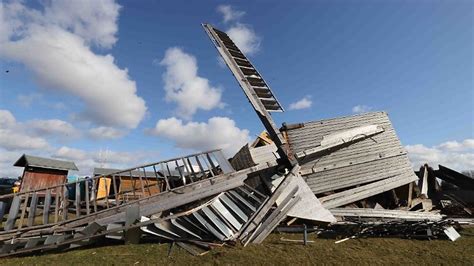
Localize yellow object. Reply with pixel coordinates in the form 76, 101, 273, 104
251, 131, 273, 147
97, 177, 111, 199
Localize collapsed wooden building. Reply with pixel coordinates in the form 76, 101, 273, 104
0, 23, 470, 257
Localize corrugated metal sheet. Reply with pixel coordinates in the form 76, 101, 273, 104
285, 112, 418, 207
14, 154, 78, 171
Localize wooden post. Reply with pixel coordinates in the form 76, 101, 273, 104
187, 157, 198, 182
408, 182, 413, 208
112, 175, 119, 205
62, 185, 68, 220
85, 180, 90, 215
91, 178, 98, 213
18, 193, 30, 229
27, 192, 38, 227
142, 169, 152, 196
75, 182, 81, 217
43, 189, 51, 224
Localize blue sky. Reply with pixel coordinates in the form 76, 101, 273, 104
0, 0, 473, 176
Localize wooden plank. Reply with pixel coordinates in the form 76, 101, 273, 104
124, 206, 141, 244
212, 151, 235, 174
187, 157, 198, 181
408, 182, 413, 208
159, 163, 171, 191
5, 196, 21, 231
165, 163, 176, 188
152, 165, 163, 191
18, 193, 30, 229
102, 177, 110, 209
206, 154, 217, 175
43, 189, 51, 225
27, 193, 38, 227
295, 125, 384, 159
182, 158, 194, 183
129, 171, 137, 200
249, 189, 298, 241
239, 168, 299, 241
250, 196, 300, 244
195, 156, 206, 179
137, 168, 146, 197
320, 172, 417, 209
75, 182, 81, 217
91, 178, 98, 213
0, 202, 6, 223
85, 180, 90, 215
62, 185, 68, 220
175, 161, 185, 185
111, 175, 119, 205
201, 155, 215, 177
54, 188, 59, 223
142, 169, 152, 196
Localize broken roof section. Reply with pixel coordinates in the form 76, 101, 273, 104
283, 111, 418, 208
436, 164, 474, 190
13, 154, 78, 171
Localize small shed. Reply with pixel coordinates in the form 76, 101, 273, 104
14, 154, 78, 192
93, 168, 163, 200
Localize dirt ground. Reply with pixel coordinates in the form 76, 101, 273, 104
2, 227, 473, 265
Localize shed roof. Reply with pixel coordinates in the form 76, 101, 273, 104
14, 154, 79, 171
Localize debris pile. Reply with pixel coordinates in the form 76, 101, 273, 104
0, 23, 471, 257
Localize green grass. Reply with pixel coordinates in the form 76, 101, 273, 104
2, 227, 474, 265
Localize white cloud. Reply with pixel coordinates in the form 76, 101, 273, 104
0, 131, 49, 151
217, 5, 245, 23
53, 146, 88, 161
51, 146, 158, 175
88, 126, 126, 140
289, 96, 312, 110
148, 117, 250, 156
27, 119, 80, 139
0, 110, 49, 151
405, 139, 474, 171
17, 93, 42, 107
0, 1, 146, 129
160, 47, 223, 119
226, 23, 261, 55
214, 5, 261, 56
0, 110, 16, 128
43, 0, 121, 48
352, 105, 372, 114
0, 109, 83, 151
0, 150, 23, 177
436, 139, 474, 152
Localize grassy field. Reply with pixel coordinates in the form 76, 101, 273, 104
2, 227, 473, 265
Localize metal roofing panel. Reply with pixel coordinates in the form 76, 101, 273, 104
14, 154, 78, 171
